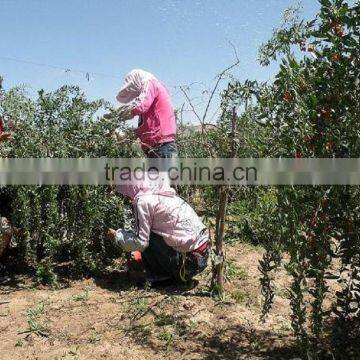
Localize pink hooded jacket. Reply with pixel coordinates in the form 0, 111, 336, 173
117, 69, 176, 152
116, 174, 208, 253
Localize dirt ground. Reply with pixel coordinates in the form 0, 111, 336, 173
0, 243, 299, 360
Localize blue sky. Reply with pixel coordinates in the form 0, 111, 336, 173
1, 0, 320, 122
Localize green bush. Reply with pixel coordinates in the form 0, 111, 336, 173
221, 1, 359, 357
0, 85, 140, 279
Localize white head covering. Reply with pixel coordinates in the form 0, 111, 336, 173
116, 69, 157, 104
116, 169, 174, 201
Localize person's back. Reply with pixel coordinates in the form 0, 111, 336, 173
134, 193, 207, 253
132, 78, 176, 153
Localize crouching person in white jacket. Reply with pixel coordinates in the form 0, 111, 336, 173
107, 174, 209, 287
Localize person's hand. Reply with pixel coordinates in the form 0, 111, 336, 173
107, 228, 117, 241
117, 104, 134, 121
0, 132, 12, 142
103, 111, 120, 121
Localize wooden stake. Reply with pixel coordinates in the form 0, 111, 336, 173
212, 107, 238, 295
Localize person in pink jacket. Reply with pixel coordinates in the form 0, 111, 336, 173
105, 69, 177, 158
107, 172, 209, 286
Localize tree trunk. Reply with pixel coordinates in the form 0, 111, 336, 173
212, 107, 237, 295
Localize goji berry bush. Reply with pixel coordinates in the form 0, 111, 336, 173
176, 0, 359, 357
0, 85, 140, 281
218, 0, 359, 357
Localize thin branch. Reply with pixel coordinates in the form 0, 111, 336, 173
179, 85, 202, 124
228, 40, 240, 65
231, 107, 238, 157
179, 102, 185, 127
202, 55, 240, 126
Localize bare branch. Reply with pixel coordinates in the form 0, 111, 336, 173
179, 102, 185, 126
179, 85, 202, 124
203, 122, 220, 130
227, 40, 240, 63
202, 56, 240, 126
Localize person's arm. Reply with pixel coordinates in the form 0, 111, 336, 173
103, 105, 134, 122
104, 81, 158, 121
131, 81, 158, 116
109, 198, 153, 252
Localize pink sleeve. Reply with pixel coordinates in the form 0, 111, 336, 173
131, 81, 158, 116
134, 198, 153, 250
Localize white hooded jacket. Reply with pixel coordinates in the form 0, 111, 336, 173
115, 176, 208, 253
